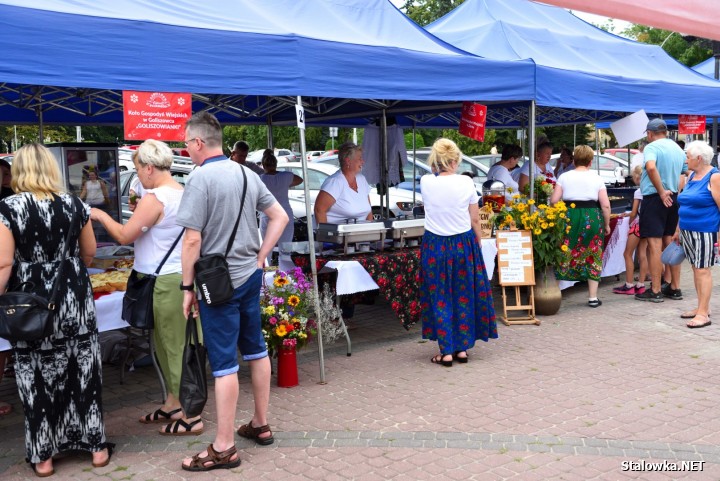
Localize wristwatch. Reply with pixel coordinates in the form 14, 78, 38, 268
179, 283, 195, 291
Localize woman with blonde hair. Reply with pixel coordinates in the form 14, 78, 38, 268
550, 145, 611, 307
0, 143, 112, 476
419, 138, 497, 367
91, 139, 203, 435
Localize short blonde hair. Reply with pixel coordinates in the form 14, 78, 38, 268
631, 165, 642, 183
137, 139, 173, 170
428, 138, 461, 173
12, 143, 64, 200
573, 145, 594, 167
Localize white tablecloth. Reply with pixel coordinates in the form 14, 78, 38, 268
481, 238, 498, 280
559, 216, 629, 290
320, 261, 379, 295
0, 291, 128, 352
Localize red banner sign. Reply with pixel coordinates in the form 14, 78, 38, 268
459, 102, 488, 142
123, 91, 192, 141
678, 114, 706, 135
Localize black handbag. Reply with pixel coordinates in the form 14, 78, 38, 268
0, 200, 77, 342
194, 166, 248, 306
179, 313, 207, 418
122, 229, 184, 329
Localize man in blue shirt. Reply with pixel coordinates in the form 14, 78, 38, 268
635, 119, 685, 303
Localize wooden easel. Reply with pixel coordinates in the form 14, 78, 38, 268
496, 230, 540, 326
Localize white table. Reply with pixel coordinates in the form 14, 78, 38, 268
0, 291, 128, 351
559, 216, 629, 290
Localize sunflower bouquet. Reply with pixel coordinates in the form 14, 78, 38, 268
493, 194, 570, 271
260, 268, 317, 354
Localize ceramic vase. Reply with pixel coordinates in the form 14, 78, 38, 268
534, 266, 562, 315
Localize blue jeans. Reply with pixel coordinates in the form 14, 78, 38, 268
198, 269, 267, 377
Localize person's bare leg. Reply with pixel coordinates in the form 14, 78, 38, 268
588, 279, 599, 299
248, 356, 272, 441
622, 235, 639, 285
182, 373, 239, 468
646, 237, 663, 293
637, 239, 649, 286
694, 267, 712, 317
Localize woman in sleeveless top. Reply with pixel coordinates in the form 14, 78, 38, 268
0, 143, 111, 476
91, 140, 203, 435
80, 169, 110, 206
676, 141, 720, 328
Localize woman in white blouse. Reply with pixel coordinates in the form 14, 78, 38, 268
314, 142, 373, 224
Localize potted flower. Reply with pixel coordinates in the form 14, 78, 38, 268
493, 194, 570, 314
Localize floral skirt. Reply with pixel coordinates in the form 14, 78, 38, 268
419, 230, 497, 354
556, 206, 604, 282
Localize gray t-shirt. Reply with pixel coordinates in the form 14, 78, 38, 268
177, 158, 276, 288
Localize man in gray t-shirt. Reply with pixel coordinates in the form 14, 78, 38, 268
178, 112, 288, 472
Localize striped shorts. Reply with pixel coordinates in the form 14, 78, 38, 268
679, 229, 717, 269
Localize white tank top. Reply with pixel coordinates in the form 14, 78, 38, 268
132, 186, 184, 275
85, 180, 105, 205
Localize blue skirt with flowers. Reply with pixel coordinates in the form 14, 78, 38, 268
420, 229, 498, 354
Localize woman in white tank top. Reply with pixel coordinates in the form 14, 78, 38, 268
91, 140, 204, 436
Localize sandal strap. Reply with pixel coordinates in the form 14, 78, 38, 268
187, 444, 237, 469
146, 407, 182, 422
165, 418, 202, 433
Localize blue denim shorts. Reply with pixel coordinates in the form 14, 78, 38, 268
198, 268, 267, 377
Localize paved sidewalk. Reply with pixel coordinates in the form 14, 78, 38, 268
1, 267, 720, 480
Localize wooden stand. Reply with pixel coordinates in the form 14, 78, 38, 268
500, 285, 540, 326
496, 230, 540, 326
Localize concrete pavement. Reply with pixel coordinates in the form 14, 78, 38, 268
1, 266, 720, 480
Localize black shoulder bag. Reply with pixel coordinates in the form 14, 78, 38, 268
194, 167, 248, 306
0, 198, 77, 342
122, 228, 185, 329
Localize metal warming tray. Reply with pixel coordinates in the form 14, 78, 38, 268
316, 220, 387, 254
384, 217, 425, 245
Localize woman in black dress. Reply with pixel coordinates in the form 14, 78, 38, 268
0, 143, 111, 476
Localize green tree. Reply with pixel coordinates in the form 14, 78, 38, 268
400, 0, 465, 26
542, 125, 592, 152
621, 25, 712, 66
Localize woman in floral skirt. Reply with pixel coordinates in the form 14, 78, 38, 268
550, 145, 611, 307
419, 138, 497, 367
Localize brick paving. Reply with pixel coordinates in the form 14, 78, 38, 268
2, 266, 720, 479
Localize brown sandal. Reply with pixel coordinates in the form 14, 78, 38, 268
237, 422, 275, 445
182, 444, 241, 472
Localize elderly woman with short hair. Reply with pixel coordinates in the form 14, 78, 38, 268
674, 141, 720, 328
314, 142, 373, 224
91, 139, 204, 435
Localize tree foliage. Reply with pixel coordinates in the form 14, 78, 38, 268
621, 25, 712, 67
400, 0, 465, 26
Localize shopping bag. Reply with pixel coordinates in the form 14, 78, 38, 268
179, 314, 208, 418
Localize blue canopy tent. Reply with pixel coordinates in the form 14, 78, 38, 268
0, 0, 535, 128
426, 0, 720, 117
693, 57, 718, 80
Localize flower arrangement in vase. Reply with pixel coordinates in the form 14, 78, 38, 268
260, 268, 317, 355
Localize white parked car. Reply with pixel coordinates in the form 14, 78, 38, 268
247, 148, 296, 164
276, 162, 422, 221
306, 150, 325, 161
551, 153, 628, 185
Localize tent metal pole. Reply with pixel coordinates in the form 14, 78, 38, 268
412, 120, 417, 206
595, 125, 601, 175
381, 109, 389, 218
528, 101, 536, 201
713, 53, 719, 161
296, 95, 326, 384
37, 108, 43, 143
266, 115, 273, 149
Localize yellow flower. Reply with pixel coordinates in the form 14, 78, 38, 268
547, 214, 555, 220
570, 203, 576, 209
288, 295, 300, 307
527, 199, 535, 205
534, 228, 542, 235
275, 325, 287, 337
273, 276, 290, 287
538, 204, 547, 210
263, 305, 276, 315
559, 213, 566, 219
561, 244, 569, 252
549, 222, 555, 227
512, 194, 521, 199
566, 226, 571, 233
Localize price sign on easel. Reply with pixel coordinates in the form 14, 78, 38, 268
496, 230, 535, 285
495, 230, 539, 326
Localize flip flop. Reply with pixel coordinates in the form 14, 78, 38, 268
139, 407, 182, 424
686, 316, 712, 329
0, 402, 11, 416
681, 311, 711, 319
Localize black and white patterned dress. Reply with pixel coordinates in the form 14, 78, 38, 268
0, 192, 108, 463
